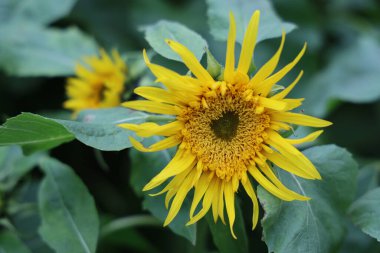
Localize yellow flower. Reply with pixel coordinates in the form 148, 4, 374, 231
64, 49, 126, 114
120, 11, 332, 238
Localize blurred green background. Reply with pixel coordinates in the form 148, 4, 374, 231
0, 0, 380, 252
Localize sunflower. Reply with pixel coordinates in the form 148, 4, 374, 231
120, 11, 332, 238
64, 49, 126, 114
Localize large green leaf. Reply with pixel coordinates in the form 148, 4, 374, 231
56, 107, 165, 151
0, 230, 31, 253
0, 146, 44, 191
0, 113, 74, 155
0, 0, 77, 25
129, 137, 197, 244
301, 35, 380, 117
142, 20, 208, 62
206, 203, 248, 253
0, 24, 98, 76
258, 145, 358, 253
38, 157, 99, 253
348, 187, 380, 242
206, 0, 296, 44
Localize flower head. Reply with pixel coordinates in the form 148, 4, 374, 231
121, 11, 332, 238
64, 49, 126, 114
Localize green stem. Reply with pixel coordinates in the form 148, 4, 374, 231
100, 215, 161, 238
93, 149, 109, 172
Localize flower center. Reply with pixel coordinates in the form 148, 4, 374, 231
179, 86, 272, 181
210, 111, 239, 141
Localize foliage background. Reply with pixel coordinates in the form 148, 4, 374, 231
0, 0, 380, 252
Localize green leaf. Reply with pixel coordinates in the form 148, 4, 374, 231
206, 203, 248, 253
0, 108, 162, 153
56, 107, 161, 151
349, 187, 380, 242
0, 146, 44, 191
258, 144, 358, 253
0, 0, 77, 25
0, 230, 32, 253
38, 157, 99, 253
0, 113, 74, 155
129, 137, 197, 244
142, 20, 208, 62
301, 35, 380, 117
0, 24, 98, 77
206, 0, 296, 44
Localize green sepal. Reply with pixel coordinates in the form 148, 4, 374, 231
206, 48, 223, 79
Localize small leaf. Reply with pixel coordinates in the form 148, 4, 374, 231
0, 230, 32, 253
259, 145, 358, 253
206, 203, 248, 253
0, 113, 74, 155
206, 0, 296, 44
0, 24, 98, 77
38, 157, 99, 253
349, 187, 380, 242
142, 20, 208, 62
129, 137, 197, 244
0, 0, 77, 25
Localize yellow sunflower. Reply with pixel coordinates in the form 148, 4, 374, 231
64, 49, 126, 114
120, 11, 332, 238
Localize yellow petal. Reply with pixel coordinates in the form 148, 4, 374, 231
270, 121, 291, 131
248, 165, 296, 201
259, 162, 310, 201
224, 182, 237, 239
143, 50, 200, 92
258, 97, 287, 111
272, 71, 303, 100
164, 170, 197, 226
211, 180, 221, 223
129, 136, 180, 153
249, 31, 285, 87
157, 168, 192, 208
190, 173, 213, 218
224, 12, 237, 83
119, 121, 182, 138
218, 182, 226, 224
237, 11, 260, 75
271, 112, 332, 127
267, 131, 321, 179
286, 130, 324, 145
241, 177, 259, 230
255, 43, 307, 96
265, 151, 316, 179
282, 98, 304, 111
187, 179, 218, 225
166, 40, 214, 83
134, 87, 179, 105
144, 150, 196, 191
122, 100, 180, 115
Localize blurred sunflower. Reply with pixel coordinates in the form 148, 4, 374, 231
120, 11, 332, 238
64, 49, 126, 115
